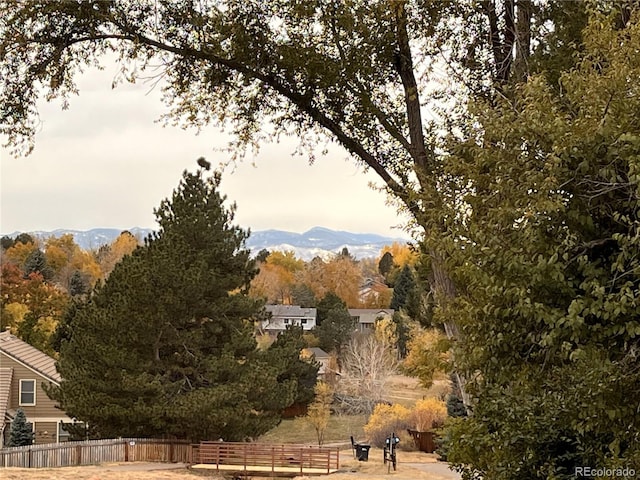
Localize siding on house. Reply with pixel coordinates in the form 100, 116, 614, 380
262, 305, 317, 332
348, 308, 394, 332
0, 331, 72, 447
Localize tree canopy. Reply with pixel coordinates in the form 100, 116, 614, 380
49, 168, 299, 441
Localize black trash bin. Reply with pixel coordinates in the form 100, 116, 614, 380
355, 444, 371, 461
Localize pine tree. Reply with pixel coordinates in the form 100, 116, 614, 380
49, 169, 297, 441
9, 409, 33, 447
316, 293, 356, 355
23, 249, 53, 280
378, 251, 394, 278
68, 271, 88, 297
390, 265, 416, 311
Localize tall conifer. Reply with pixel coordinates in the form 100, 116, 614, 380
49, 169, 296, 441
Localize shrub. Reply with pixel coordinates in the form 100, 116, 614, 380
9, 409, 33, 447
411, 397, 447, 432
364, 403, 411, 447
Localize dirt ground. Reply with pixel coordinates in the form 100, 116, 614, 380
1, 449, 459, 480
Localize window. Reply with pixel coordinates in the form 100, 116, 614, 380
301, 319, 307, 324
284, 319, 290, 324
20, 379, 36, 406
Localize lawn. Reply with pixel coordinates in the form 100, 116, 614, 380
259, 414, 367, 445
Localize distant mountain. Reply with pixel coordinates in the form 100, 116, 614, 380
3, 226, 409, 260
3, 228, 155, 251
247, 227, 408, 260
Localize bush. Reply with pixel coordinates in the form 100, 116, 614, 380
411, 397, 447, 432
9, 409, 33, 447
364, 403, 411, 447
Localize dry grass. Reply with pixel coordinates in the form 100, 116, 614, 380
293, 448, 449, 480
383, 375, 448, 407
259, 414, 367, 445
1, 464, 217, 480
2, 451, 450, 480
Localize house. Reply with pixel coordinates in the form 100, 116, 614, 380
358, 277, 391, 304
348, 308, 395, 333
262, 305, 317, 333
301, 347, 331, 376
0, 329, 73, 446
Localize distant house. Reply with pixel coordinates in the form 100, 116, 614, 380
348, 308, 395, 333
358, 277, 391, 304
0, 330, 73, 446
262, 305, 317, 333
301, 347, 331, 376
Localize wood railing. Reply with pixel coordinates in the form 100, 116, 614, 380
192, 442, 340, 476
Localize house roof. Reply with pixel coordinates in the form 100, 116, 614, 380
305, 347, 330, 359
265, 305, 317, 318
347, 308, 395, 324
0, 330, 61, 384
0, 367, 13, 424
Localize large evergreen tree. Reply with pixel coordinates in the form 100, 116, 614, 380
49, 168, 297, 441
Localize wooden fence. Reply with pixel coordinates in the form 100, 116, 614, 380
192, 441, 340, 477
0, 437, 191, 468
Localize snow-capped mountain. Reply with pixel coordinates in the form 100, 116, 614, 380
3, 226, 409, 260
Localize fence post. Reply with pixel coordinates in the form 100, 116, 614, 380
124, 439, 129, 462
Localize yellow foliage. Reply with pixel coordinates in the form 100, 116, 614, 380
364, 403, 411, 447
411, 398, 447, 432
374, 316, 397, 347
379, 242, 418, 267
306, 381, 334, 445
2, 302, 29, 330
267, 250, 304, 272
4, 241, 38, 268
402, 326, 450, 388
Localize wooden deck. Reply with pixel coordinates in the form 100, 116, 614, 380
190, 442, 340, 477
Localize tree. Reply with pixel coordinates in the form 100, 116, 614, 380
250, 251, 303, 304
378, 251, 394, 277
8, 408, 33, 447
15, 233, 34, 246
306, 381, 333, 446
0, 263, 69, 353
263, 325, 319, 407
49, 168, 298, 441
95, 231, 140, 279
390, 264, 416, 311
441, 12, 640, 478
23, 249, 53, 280
290, 283, 317, 308
315, 292, 355, 356
1, 235, 14, 250
402, 325, 449, 389
68, 271, 89, 297
337, 328, 399, 415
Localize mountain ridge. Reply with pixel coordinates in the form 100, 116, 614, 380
3, 227, 409, 260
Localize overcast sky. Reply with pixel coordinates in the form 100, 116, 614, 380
0, 61, 411, 238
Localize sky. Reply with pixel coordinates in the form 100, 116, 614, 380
0, 60, 411, 239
